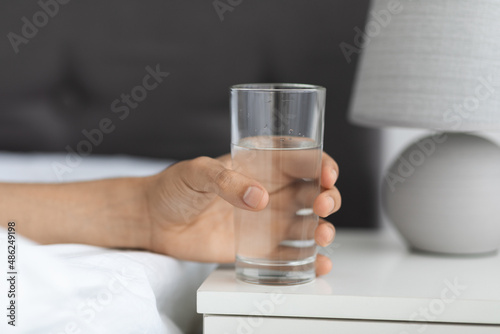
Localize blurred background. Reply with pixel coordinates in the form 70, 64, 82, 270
0, 0, 380, 229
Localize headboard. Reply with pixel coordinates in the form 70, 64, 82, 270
0, 0, 378, 228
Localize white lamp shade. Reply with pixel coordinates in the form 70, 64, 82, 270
348, 0, 500, 131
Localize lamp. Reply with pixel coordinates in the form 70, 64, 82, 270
348, 0, 500, 254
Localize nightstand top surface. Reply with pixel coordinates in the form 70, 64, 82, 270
197, 229, 500, 324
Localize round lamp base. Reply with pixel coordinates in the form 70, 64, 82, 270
382, 133, 500, 255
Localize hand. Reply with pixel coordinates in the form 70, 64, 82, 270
144, 152, 341, 276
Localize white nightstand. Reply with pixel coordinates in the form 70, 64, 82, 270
197, 229, 500, 333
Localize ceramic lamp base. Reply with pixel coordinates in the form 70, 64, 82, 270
382, 133, 500, 255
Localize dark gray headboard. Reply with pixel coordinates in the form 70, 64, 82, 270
0, 0, 379, 228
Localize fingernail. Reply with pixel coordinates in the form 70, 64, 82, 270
331, 168, 337, 183
243, 186, 264, 208
326, 226, 335, 243
327, 196, 335, 213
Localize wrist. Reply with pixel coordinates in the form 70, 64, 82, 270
141, 170, 181, 256
141, 174, 158, 251
94, 176, 154, 251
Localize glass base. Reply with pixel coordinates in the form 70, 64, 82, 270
235, 255, 316, 285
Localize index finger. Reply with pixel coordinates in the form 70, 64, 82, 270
321, 152, 339, 189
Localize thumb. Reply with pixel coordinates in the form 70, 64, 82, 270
182, 156, 269, 210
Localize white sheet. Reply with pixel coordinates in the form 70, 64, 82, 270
0, 152, 217, 334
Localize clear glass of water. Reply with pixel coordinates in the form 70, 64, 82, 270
231, 83, 326, 285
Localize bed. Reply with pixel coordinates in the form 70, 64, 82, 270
0, 152, 216, 334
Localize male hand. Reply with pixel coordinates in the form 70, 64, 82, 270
145, 152, 341, 276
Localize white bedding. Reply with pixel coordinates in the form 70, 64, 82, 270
0, 152, 216, 334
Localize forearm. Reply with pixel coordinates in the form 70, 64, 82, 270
0, 178, 150, 249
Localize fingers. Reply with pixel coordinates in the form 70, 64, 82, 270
181, 156, 269, 211
315, 221, 336, 276
283, 214, 317, 241
232, 144, 322, 193
321, 152, 339, 189
314, 219, 336, 247
178, 152, 339, 214
279, 217, 335, 251
313, 186, 341, 218
315, 254, 332, 276
279, 148, 323, 180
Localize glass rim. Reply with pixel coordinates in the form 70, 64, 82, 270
231, 83, 325, 92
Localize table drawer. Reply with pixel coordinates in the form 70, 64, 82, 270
204, 315, 500, 334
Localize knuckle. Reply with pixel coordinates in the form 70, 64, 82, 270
213, 168, 233, 191
186, 156, 211, 174
191, 156, 211, 168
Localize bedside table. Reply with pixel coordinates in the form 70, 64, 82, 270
197, 229, 500, 333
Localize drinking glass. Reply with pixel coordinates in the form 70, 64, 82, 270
231, 83, 326, 285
